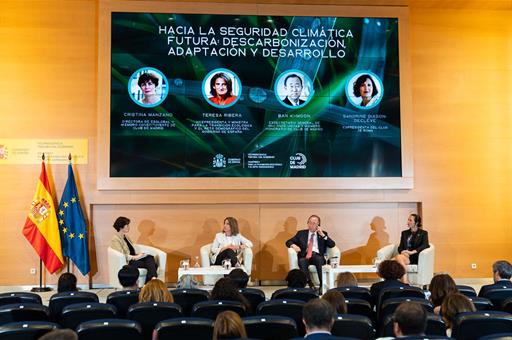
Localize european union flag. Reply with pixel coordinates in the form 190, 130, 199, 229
58, 164, 90, 275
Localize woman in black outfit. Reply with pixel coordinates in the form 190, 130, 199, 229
394, 213, 430, 283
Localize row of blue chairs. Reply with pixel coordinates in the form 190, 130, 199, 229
2, 311, 512, 340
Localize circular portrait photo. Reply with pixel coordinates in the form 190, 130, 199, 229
128, 67, 169, 108
275, 70, 313, 109
202, 69, 241, 108
346, 71, 383, 109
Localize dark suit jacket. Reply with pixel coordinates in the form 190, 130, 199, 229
283, 97, 306, 106
370, 279, 409, 303
478, 279, 512, 297
292, 333, 350, 340
397, 229, 429, 264
286, 229, 336, 259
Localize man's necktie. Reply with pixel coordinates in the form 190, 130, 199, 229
306, 233, 314, 259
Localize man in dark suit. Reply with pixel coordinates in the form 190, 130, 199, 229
282, 73, 306, 107
294, 299, 343, 339
478, 260, 512, 297
286, 215, 336, 292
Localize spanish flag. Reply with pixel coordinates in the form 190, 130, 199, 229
23, 161, 64, 274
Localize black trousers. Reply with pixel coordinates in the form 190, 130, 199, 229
130, 255, 158, 284
214, 248, 238, 267
298, 253, 325, 291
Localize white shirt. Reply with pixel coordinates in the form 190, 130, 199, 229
210, 232, 253, 263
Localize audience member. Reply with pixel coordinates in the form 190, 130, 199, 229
57, 272, 78, 293
301, 298, 340, 339
369, 260, 408, 302
39, 329, 78, 340
441, 293, 476, 337
322, 290, 347, 314
177, 274, 199, 289
393, 301, 427, 337
335, 272, 358, 288
226, 268, 249, 289
212, 310, 247, 340
429, 273, 458, 314
139, 279, 173, 303
118, 265, 139, 290
286, 269, 308, 288
211, 277, 250, 312
478, 260, 512, 296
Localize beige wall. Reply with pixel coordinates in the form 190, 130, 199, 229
0, 0, 511, 286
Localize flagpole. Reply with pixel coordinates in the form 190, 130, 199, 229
66, 153, 71, 273
31, 153, 52, 292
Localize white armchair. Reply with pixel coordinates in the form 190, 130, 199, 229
107, 244, 167, 289
199, 243, 253, 285
376, 243, 435, 286
287, 246, 341, 286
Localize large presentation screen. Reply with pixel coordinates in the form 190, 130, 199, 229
110, 12, 402, 179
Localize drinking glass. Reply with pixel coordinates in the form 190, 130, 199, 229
194, 256, 200, 268
180, 259, 190, 270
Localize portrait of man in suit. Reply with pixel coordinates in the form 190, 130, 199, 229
282, 73, 306, 107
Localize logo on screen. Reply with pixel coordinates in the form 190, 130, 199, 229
213, 154, 227, 168
290, 153, 307, 169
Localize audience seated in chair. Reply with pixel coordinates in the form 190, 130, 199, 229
300, 298, 340, 339
479, 260, 512, 297
118, 265, 139, 290
370, 260, 408, 303
226, 268, 249, 289
286, 269, 308, 288
177, 274, 199, 289
441, 292, 476, 337
213, 310, 247, 340
336, 272, 358, 288
429, 273, 458, 315
139, 279, 173, 303
322, 290, 348, 314
57, 273, 78, 293
392, 301, 428, 338
211, 278, 251, 312
39, 329, 78, 340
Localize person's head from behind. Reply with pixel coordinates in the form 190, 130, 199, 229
212, 310, 247, 340
353, 74, 378, 101
441, 293, 476, 329
177, 274, 199, 289
139, 279, 173, 303
118, 265, 139, 289
336, 272, 358, 288
113, 216, 130, 233
321, 290, 347, 314
226, 268, 249, 289
211, 278, 241, 300
429, 273, 457, 307
39, 329, 78, 340
137, 72, 159, 96
492, 260, 512, 281
223, 216, 239, 236
302, 298, 336, 333
284, 73, 303, 103
286, 269, 308, 288
378, 260, 406, 280
393, 301, 427, 337
58, 272, 77, 293
210, 73, 233, 98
